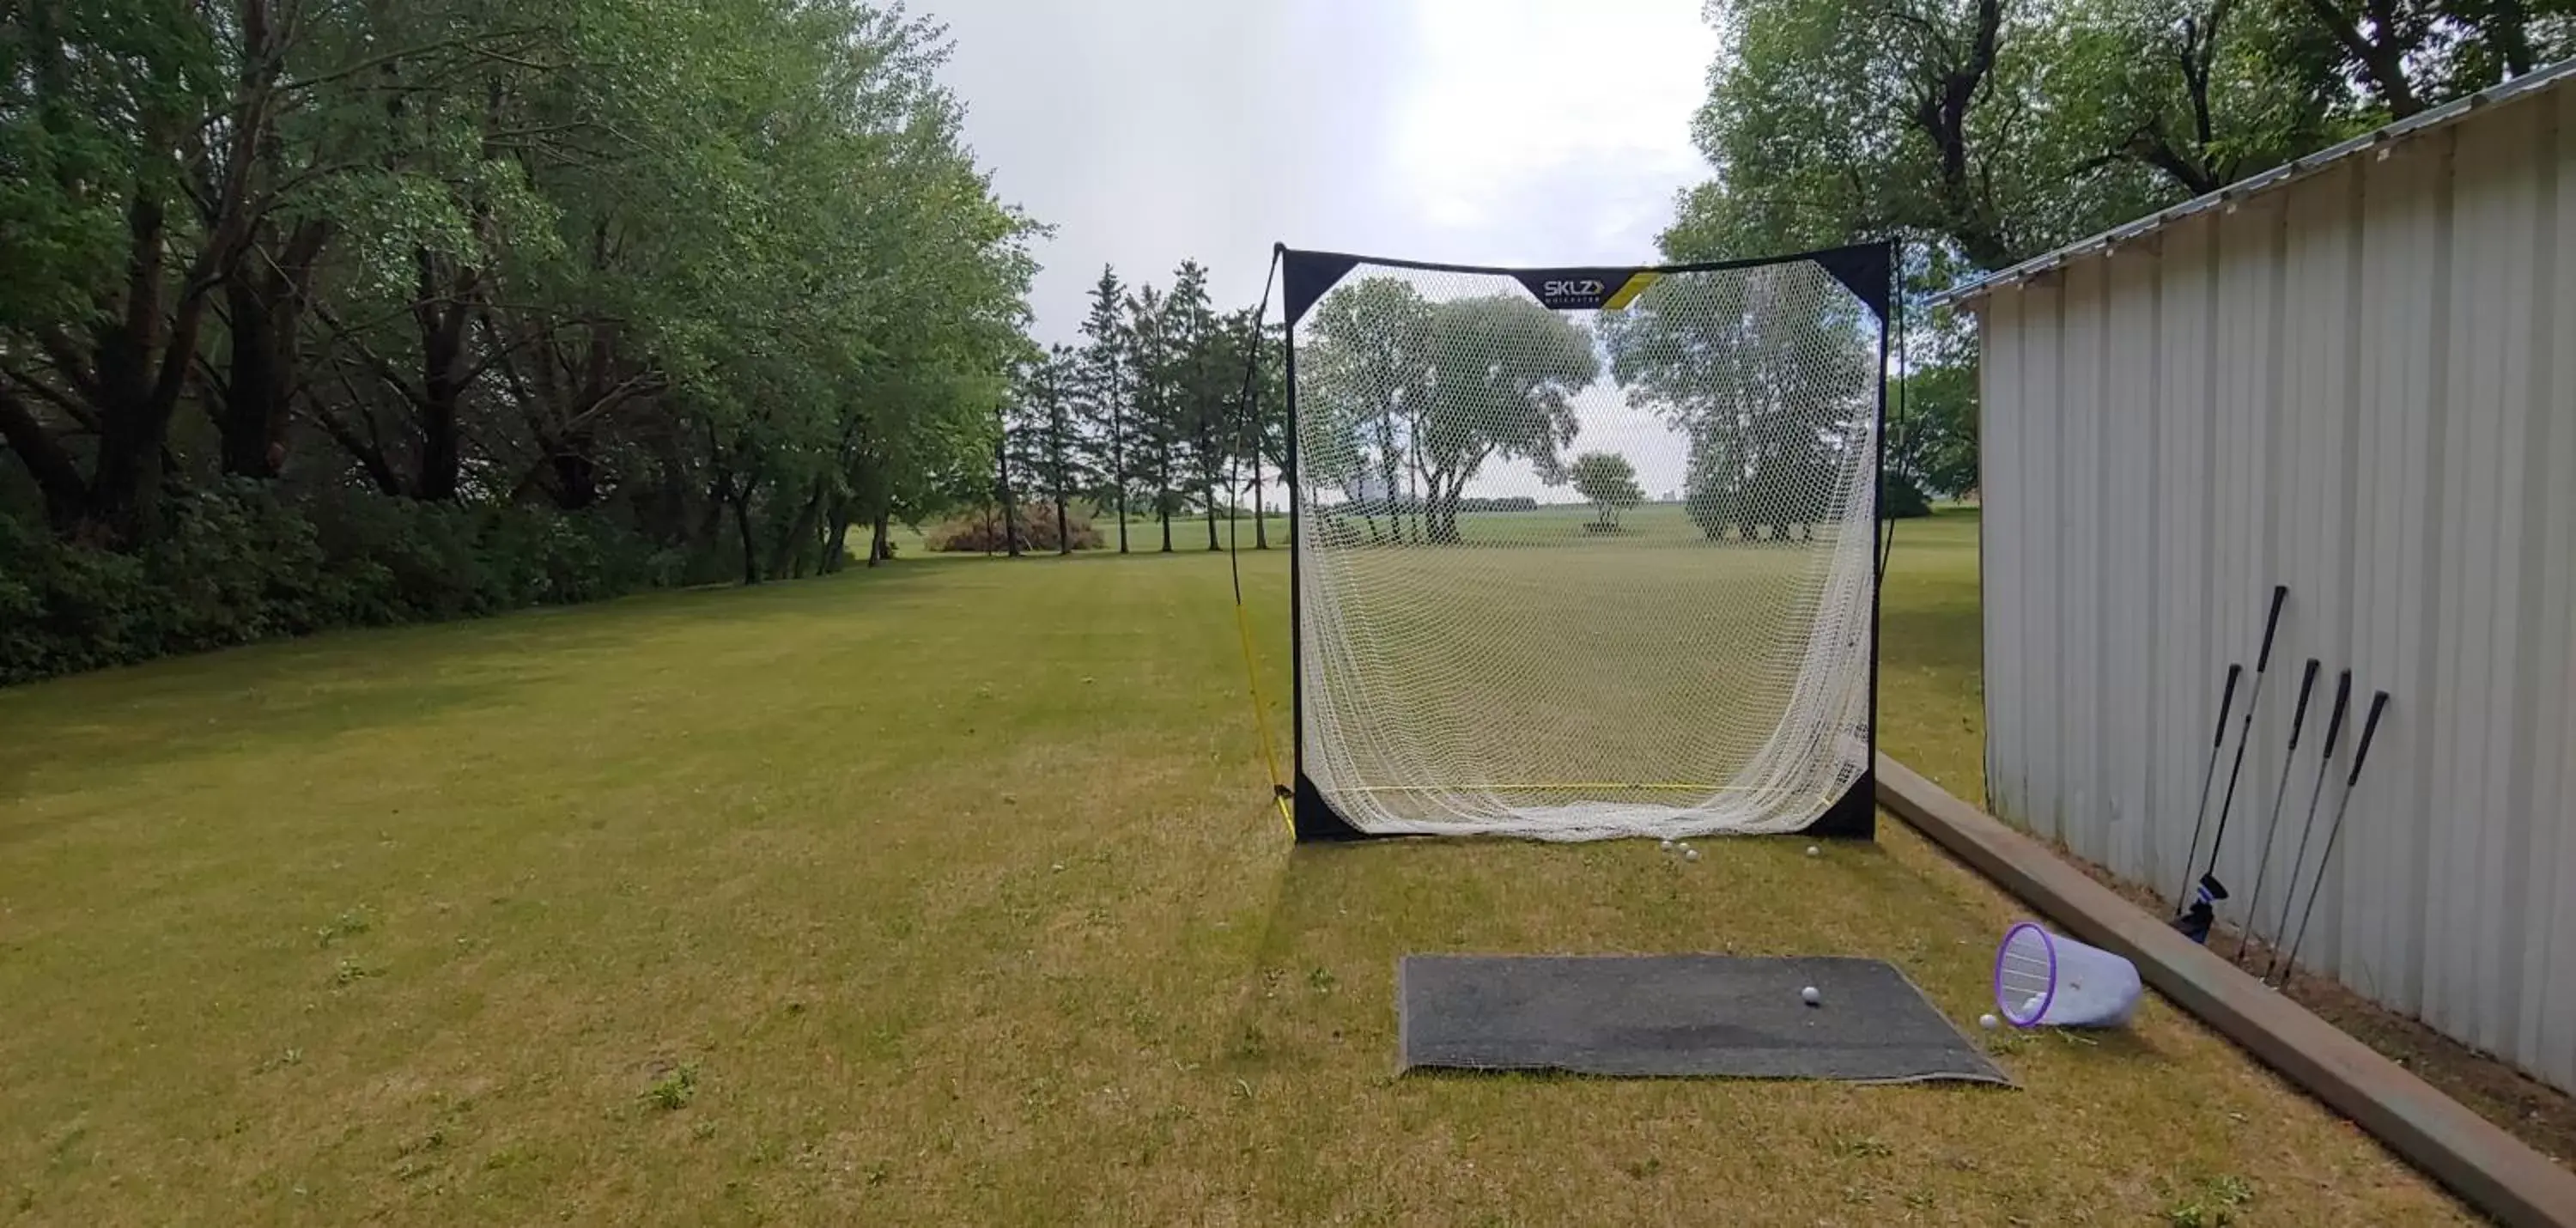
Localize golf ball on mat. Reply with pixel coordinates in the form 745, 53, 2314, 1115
1979, 1013, 2000, 1030
1801, 986, 1820, 1005
1683, 848, 1700, 861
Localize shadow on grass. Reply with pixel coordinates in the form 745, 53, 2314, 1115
0, 677, 526, 834
0, 563, 945, 799
1881, 601, 1984, 677
1220, 840, 1409, 1077
1990, 1024, 2171, 1070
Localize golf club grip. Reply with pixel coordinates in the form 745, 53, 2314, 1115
2318, 670, 2353, 758
2256, 585, 2288, 672
2286, 660, 2321, 747
2211, 664, 2243, 747
2345, 691, 2391, 787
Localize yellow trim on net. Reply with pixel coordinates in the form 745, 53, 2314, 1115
1601, 271, 1663, 311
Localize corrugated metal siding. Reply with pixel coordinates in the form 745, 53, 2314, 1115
1975, 82, 2576, 1091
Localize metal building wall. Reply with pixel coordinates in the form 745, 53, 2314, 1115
1973, 82, 2576, 1091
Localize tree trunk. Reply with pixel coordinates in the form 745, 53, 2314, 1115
411, 252, 477, 502
1157, 447, 1174, 552
1054, 495, 1070, 556
1111, 395, 1129, 553
734, 490, 759, 585
221, 277, 289, 478
696, 487, 728, 559
83, 192, 191, 544
2295, 0, 2422, 117
770, 479, 826, 579
1252, 467, 1267, 549
550, 442, 600, 510
418, 396, 461, 500
870, 508, 891, 566
0, 386, 88, 531
218, 219, 330, 479
823, 496, 854, 573
995, 429, 1022, 559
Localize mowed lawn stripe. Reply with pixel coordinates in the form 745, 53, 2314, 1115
0, 515, 2467, 1225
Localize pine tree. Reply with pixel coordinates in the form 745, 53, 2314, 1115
1036, 344, 1084, 554
1078, 266, 1133, 553
993, 400, 1023, 558
1196, 305, 1264, 551
1124, 283, 1176, 553
1251, 319, 1287, 549
1163, 261, 1224, 551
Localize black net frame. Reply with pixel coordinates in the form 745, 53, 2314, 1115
1276, 240, 1893, 843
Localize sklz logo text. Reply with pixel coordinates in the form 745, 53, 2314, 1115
1516, 270, 1661, 312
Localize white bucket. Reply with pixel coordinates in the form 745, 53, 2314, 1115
1992, 921, 2142, 1029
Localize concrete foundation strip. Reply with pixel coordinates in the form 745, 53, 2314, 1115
1874, 752, 2576, 1228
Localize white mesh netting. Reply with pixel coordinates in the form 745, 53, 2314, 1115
1291, 255, 1880, 841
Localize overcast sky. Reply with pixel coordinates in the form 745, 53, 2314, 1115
921, 0, 1722, 348
917, 0, 1723, 502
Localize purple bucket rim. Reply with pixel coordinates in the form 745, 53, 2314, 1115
1992, 921, 2057, 1027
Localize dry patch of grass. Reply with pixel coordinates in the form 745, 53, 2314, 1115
0, 513, 2473, 1225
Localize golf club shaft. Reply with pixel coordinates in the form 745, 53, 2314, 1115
2173, 662, 2245, 913
2275, 690, 2391, 986
2261, 671, 2352, 981
2232, 660, 2330, 964
2190, 585, 2289, 909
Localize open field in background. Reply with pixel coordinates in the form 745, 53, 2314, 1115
932, 502, 1841, 559
0, 511, 2476, 1225
1300, 526, 1859, 825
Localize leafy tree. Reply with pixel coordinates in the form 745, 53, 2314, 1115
1601, 271, 1871, 542
1660, 0, 2569, 530
1298, 281, 1595, 544
1241, 318, 1289, 549
1297, 277, 1433, 543
1568, 452, 1643, 529
1892, 358, 1980, 499
0, 0, 1044, 678
1413, 295, 1596, 542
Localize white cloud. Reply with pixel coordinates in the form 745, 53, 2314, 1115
923, 0, 1719, 341
1390, 0, 1718, 261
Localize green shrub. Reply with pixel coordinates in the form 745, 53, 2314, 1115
0, 486, 687, 686
925, 505, 1105, 554
1881, 472, 1933, 520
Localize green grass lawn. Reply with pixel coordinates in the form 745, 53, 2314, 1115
0, 510, 2469, 1225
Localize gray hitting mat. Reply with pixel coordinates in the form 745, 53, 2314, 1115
1397, 954, 2011, 1085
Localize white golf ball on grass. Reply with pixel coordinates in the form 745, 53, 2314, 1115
1801, 986, 1821, 1006
1683, 848, 1700, 861
1806, 845, 1820, 857
1979, 1013, 2000, 1030
1659, 838, 1674, 851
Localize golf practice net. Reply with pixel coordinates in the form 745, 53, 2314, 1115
1279, 243, 1891, 842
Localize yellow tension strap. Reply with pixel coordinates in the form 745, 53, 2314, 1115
1227, 247, 1292, 835
1231, 601, 1292, 831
